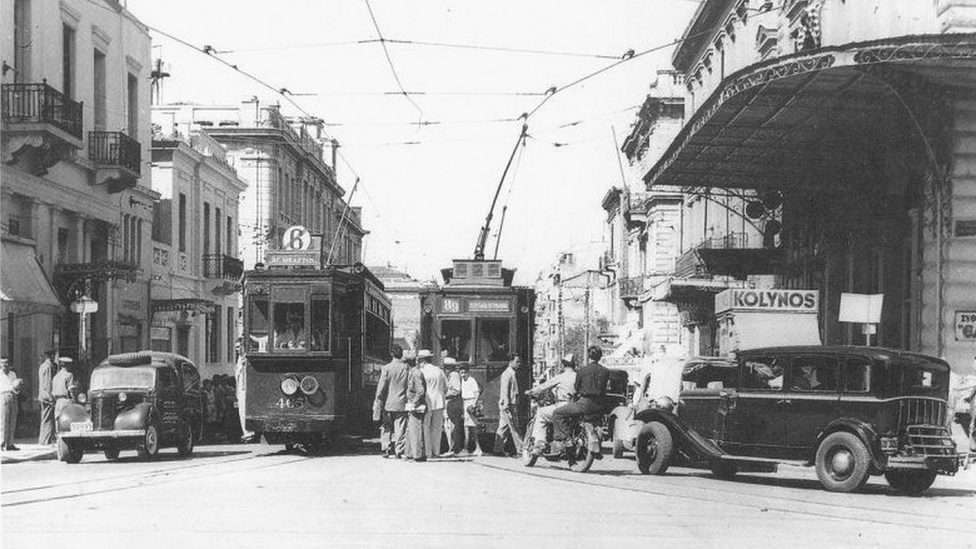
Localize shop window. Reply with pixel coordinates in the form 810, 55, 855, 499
440, 320, 472, 362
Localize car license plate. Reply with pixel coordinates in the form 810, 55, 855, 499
70, 421, 92, 432
271, 421, 298, 432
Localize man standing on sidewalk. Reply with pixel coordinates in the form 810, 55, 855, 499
37, 350, 56, 445
1, 357, 23, 451
493, 354, 524, 456
51, 357, 75, 421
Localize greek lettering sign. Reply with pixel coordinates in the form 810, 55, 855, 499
467, 300, 511, 313
956, 311, 976, 341
715, 289, 818, 314
265, 250, 319, 267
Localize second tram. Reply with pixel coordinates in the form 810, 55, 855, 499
241, 230, 391, 451
420, 259, 534, 441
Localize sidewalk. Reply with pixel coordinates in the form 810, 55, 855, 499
0, 437, 57, 464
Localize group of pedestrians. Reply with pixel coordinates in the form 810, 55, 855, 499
374, 345, 486, 461
202, 375, 243, 443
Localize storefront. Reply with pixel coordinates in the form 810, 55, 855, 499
715, 288, 821, 356
645, 34, 976, 373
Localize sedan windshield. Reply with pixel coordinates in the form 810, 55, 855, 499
90, 368, 156, 390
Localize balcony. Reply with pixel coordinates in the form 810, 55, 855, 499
89, 131, 141, 193
618, 276, 645, 301
1, 82, 84, 175
674, 232, 784, 279
203, 254, 244, 281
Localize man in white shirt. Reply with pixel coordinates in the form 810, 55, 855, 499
527, 353, 578, 454
1, 358, 23, 451
419, 349, 448, 458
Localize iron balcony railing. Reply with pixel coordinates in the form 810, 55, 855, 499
2, 81, 84, 139
619, 276, 645, 299
203, 254, 244, 280
674, 232, 751, 278
88, 131, 141, 175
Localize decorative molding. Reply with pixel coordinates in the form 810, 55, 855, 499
60, 1, 82, 27
125, 55, 143, 74
91, 24, 112, 52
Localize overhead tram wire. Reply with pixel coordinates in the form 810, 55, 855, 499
143, 23, 402, 255
363, 0, 425, 126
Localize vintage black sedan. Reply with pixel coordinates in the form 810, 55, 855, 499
56, 352, 203, 463
634, 346, 963, 494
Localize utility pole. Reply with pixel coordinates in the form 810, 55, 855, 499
583, 281, 591, 355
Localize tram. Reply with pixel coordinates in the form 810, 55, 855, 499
420, 258, 534, 440
241, 226, 391, 451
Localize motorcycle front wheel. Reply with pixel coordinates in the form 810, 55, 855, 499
568, 429, 595, 473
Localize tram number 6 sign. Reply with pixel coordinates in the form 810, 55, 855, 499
956, 311, 976, 341
283, 226, 312, 251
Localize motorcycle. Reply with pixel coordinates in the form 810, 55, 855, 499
521, 391, 605, 473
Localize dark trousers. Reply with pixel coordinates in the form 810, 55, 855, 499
445, 398, 464, 453
552, 397, 604, 442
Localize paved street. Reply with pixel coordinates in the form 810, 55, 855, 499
3, 442, 975, 549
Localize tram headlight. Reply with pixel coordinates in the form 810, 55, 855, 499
300, 375, 319, 395
280, 376, 300, 396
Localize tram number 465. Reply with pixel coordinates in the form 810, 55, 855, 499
273, 396, 306, 409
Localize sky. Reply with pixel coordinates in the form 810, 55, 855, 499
126, 0, 700, 285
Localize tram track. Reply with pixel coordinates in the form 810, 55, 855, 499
478, 460, 976, 534
2, 450, 311, 508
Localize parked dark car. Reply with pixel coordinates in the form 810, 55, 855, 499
56, 351, 203, 463
634, 346, 962, 494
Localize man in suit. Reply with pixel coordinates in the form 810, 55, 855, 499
374, 345, 409, 458
419, 350, 448, 458
37, 349, 57, 445
493, 354, 524, 456
404, 351, 427, 461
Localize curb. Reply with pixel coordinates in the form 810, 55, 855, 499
1, 446, 58, 464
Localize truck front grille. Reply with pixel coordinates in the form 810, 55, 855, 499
897, 398, 947, 430
92, 396, 116, 430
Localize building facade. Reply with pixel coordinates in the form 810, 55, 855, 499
150, 131, 246, 377
369, 265, 429, 352
153, 102, 366, 270
1, 0, 153, 424
641, 0, 976, 373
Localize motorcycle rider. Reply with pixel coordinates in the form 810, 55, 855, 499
527, 353, 578, 455
550, 346, 610, 454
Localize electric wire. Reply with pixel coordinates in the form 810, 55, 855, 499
363, 0, 425, 125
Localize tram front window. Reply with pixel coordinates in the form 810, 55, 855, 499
247, 297, 270, 352
479, 319, 510, 362
310, 296, 330, 351
273, 287, 307, 351
440, 320, 472, 362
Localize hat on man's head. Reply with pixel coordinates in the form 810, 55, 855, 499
57, 357, 74, 364
443, 357, 457, 366
561, 353, 577, 367
403, 350, 416, 361
417, 349, 433, 360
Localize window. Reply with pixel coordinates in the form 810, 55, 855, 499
247, 295, 270, 352
844, 358, 870, 393
203, 203, 211, 257
272, 286, 307, 351
158, 368, 177, 390
13, 0, 31, 82
122, 214, 130, 263
207, 307, 221, 363
226, 215, 233, 256
682, 360, 738, 390
215, 207, 222, 256
789, 356, 838, 392
310, 295, 330, 351
62, 24, 75, 99
93, 49, 106, 130
127, 73, 138, 137
740, 356, 785, 390
180, 362, 200, 392
226, 306, 235, 361
440, 320, 472, 362
57, 228, 69, 263
479, 319, 510, 362
178, 193, 187, 252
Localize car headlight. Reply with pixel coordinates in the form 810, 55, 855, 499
280, 376, 299, 396
118, 392, 127, 403
77, 392, 88, 404
300, 375, 319, 395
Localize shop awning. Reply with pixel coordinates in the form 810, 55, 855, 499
731, 312, 822, 351
1, 240, 61, 315
644, 33, 976, 191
